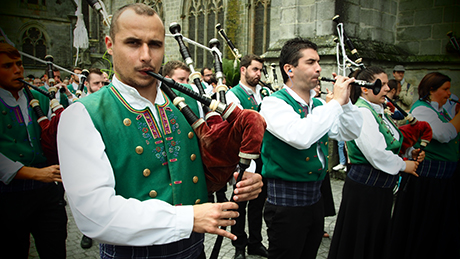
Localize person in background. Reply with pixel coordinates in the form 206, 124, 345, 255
393, 65, 417, 112
386, 78, 405, 121
200, 66, 214, 94
0, 42, 67, 259
67, 67, 86, 96
390, 72, 460, 259
226, 54, 268, 259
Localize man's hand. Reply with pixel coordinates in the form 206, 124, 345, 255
325, 88, 333, 103
331, 73, 355, 106
15, 165, 61, 183
232, 171, 262, 202
193, 202, 239, 240
411, 148, 425, 162
403, 161, 419, 177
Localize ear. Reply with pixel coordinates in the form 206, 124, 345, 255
283, 64, 292, 76
105, 36, 113, 55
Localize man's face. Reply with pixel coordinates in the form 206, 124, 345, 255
53, 70, 61, 84
241, 60, 262, 88
72, 69, 82, 83
33, 78, 43, 86
105, 9, 165, 89
0, 53, 24, 93
169, 68, 190, 84
202, 68, 213, 84
86, 73, 106, 93
393, 71, 404, 82
290, 48, 322, 91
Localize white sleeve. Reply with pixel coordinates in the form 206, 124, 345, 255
412, 105, 457, 143
57, 102, 194, 246
0, 153, 23, 184
328, 101, 363, 141
355, 108, 406, 175
260, 97, 361, 150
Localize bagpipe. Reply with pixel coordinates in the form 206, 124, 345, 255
328, 14, 432, 154
215, 23, 277, 93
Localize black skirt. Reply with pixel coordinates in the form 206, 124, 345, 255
328, 174, 394, 259
389, 163, 460, 259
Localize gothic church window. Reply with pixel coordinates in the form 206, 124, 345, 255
251, 0, 270, 56
185, 0, 224, 68
21, 27, 46, 67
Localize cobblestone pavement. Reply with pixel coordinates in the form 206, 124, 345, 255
29, 178, 344, 259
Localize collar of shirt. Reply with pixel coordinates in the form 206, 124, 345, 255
0, 87, 30, 124
359, 96, 384, 115
400, 78, 406, 85
238, 81, 261, 96
429, 100, 443, 112
111, 75, 165, 124
282, 84, 317, 108
72, 82, 78, 88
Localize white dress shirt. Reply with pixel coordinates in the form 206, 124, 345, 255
355, 97, 406, 174
57, 76, 194, 246
412, 100, 457, 143
259, 85, 363, 170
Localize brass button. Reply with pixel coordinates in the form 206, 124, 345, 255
190, 154, 196, 161
325, 142, 328, 145
195, 199, 201, 204
135, 146, 144, 154
327, 156, 330, 159
305, 157, 310, 161
247, 97, 251, 100
188, 132, 194, 139
193, 176, 199, 184
123, 118, 131, 126
308, 171, 313, 175
19, 153, 24, 157
7, 124, 12, 129
2, 110, 6, 115
149, 190, 158, 198
143, 169, 151, 177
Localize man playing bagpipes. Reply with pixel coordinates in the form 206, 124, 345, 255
0, 42, 67, 259
57, 3, 263, 259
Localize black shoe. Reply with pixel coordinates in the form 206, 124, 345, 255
248, 244, 268, 257
234, 248, 246, 259
80, 235, 93, 249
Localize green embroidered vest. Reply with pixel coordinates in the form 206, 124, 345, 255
79, 85, 208, 205
410, 100, 460, 162
229, 84, 269, 111
347, 98, 403, 164
172, 83, 200, 116
261, 89, 329, 182
0, 89, 48, 167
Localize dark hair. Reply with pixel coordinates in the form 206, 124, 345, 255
87, 68, 103, 82
349, 66, 386, 104
279, 37, 317, 83
200, 67, 213, 75
387, 79, 399, 92
72, 67, 82, 72
418, 72, 451, 101
0, 43, 20, 59
162, 60, 190, 77
110, 3, 159, 41
240, 54, 264, 69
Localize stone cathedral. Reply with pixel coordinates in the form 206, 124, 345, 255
1, 0, 459, 92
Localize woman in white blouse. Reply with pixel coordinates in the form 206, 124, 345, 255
389, 72, 460, 258
328, 66, 422, 259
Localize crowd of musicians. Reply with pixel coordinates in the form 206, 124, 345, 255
1, 3, 459, 259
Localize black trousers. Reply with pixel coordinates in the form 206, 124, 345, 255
0, 183, 68, 259
231, 158, 267, 249
264, 199, 324, 259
